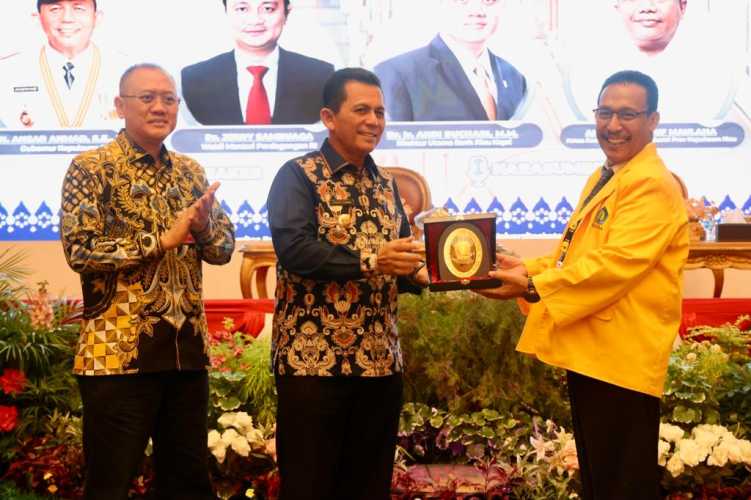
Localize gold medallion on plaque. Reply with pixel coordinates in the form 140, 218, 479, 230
442, 227, 482, 278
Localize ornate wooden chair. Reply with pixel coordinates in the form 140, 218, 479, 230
382, 166, 433, 236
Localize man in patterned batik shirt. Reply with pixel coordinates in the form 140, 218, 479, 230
60, 63, 234, 500
267, 67, 429, 500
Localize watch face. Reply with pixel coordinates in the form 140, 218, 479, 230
443, 226, 483, 278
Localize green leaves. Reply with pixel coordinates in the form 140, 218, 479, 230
398, 291, 569, 424
208, 333, 276, 428
672, 405, 701, 424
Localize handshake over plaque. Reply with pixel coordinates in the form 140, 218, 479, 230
416, 209, 503, 292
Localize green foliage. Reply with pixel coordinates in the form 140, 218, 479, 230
663, 317, 751, 434
396, 403, 579, 498
398, 291, 569, 424
0, 481, 48, 500
0, 248, 29, 304
208, 328, 276, 428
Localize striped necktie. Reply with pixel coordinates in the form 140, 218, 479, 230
473, 64, 496, 121
580, 166, 614, 212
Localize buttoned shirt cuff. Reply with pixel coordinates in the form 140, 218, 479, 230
139, 231, 163, 260
360, 251, 378, 275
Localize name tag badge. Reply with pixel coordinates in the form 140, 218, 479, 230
593, 207, 609, 228
13, 86, 39, 93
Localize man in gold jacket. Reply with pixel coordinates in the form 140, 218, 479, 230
482, 70, 688, 499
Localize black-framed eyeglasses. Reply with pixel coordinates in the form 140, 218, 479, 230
593, 108, 649, 122
120, 93, 180, 106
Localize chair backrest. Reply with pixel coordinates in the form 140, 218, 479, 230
382, 167, 432, 230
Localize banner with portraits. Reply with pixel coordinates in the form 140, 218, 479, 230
1, 0, 749, 241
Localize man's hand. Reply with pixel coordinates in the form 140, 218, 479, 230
475, 253, 529, 300
376, 237, 423, 276
190, 181, 220, 233
160, 206, 197, 251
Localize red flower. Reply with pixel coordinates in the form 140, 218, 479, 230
0, 368, 26, 395
0, 405, 18, 432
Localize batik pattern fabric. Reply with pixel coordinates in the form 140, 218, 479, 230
61, 130, 235, 375
270, 141, 419, 377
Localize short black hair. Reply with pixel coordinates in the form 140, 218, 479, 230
222, 0, 290, 16
38, 0, 97, 11
322, 68, 381, 113
599, 70, 659, 114
119, 63, 174, 95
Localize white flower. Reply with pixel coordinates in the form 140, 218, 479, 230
211, 444, 227, 464
246, 428, 266, 450
659, 423, 685, 443
677, 439, 706, 467
739, 439, 751, 464
230, 436, 251, 457
233, 412, 254, 433
724, 439, 743, 463
221, 428, 240, 446
691, 426, 721, 455
685, 352, 697, 362
658, 440, 671, 467
530, 435, 553, 461
666, 454, 685, 477
207, 429, 222, 449
708, 441, 729, 467
218, 413, 236, 429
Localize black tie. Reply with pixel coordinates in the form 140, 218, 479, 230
580, 166, 614, 212
63, 62, 75, 89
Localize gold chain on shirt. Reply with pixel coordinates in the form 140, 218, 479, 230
39, 44, 101, 127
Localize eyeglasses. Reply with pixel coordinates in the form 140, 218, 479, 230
593, 108, 649, 122
120, 93, 180, 106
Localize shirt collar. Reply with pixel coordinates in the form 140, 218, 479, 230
320, 138, 379, 178
44, 42, 94, 67
234, 45, 280, 72
116, 129, 172, 168
439, 34, 493, 78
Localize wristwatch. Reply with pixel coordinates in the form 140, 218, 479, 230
523, 277, 541, 303
408, 260, 427, 286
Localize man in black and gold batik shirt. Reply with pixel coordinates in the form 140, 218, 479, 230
60, 63, 233, 500
267, 68, 428, 500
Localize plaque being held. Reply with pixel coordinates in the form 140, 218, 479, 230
420, 210, 502, 291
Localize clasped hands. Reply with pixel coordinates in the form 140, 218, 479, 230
160, 181, 220, 251
474, 253, 530, 300
375, 237, 429, 286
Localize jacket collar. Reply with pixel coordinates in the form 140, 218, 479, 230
576, 142, 658, 220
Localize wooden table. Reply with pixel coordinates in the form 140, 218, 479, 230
686, 241, 751, 298
240, 240, 751, 299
